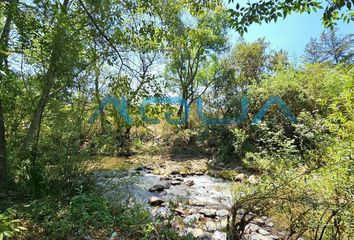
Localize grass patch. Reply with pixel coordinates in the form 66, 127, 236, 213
1, 192, 193, 240
209, 169, 241, 181
88, 156, 143, 172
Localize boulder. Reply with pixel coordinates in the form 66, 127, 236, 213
205, 221, 217, 231
152, 207, 170, 219
149, 197, 164, 206
248, 175, 259, 184
245, 223, 259, 233
212, 231, 226, 240
189, 199, 205, 206
258, 228, 271, 236
216, 219, 228, 230
149, 184, 164, 192
187, 228, 211, 239
266, 221, 274, 227
171, 169, 181, 175
171, 180, 182, 186
173, 176, 184, 182
174, 208, 187, 216
160, 175, 172, 180
183, 214, 202, 225
249, 233, 273, 240
235, 173, 246, 182
216, 209, 229, 218
199, 208, 217, 218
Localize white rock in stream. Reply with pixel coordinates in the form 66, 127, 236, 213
189, 199, 205, 206
199, 208, 217, 218
245, 223, 260, 233
216, 219, 228, 230
186, 228, 211, 239
171, 180, 182, 185
149, 197, 164, 206
235, 173, 246, 182
258, 228, 271, 236
216, 209, 229, 218
149, 184, 164, 192
183, 214, 202, 226
248, 232, 274, 240
205, 221, 217, 231
248, 175, 259, 184
212, 231, 226, 240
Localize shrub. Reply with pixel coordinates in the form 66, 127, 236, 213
0, 209, 26, 239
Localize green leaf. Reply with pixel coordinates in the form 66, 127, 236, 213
0, 70, 7, 76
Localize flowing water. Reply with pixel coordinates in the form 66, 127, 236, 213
94, 169, 233, 209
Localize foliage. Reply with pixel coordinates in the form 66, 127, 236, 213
228, 0, 354, 35
0, 209, 26, 240
0, 0, 353, 239
228, 64, 354, 239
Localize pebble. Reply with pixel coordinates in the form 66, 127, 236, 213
186, 180, 195, 186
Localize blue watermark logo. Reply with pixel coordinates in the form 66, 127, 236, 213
89, 96, 297, 125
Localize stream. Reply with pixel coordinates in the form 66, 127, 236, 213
94, 168, 282, 240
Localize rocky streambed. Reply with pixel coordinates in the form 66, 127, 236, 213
94, 167, 283, 240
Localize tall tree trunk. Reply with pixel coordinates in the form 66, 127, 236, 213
22, 70, 55, 151
0, 0, 18, 193
177, 89, 189, 129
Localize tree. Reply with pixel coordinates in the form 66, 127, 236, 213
229, 38, 269, 86
165, 5, 228, 128
211, 39, 288, 116
305, 28, 354, 64
0, 0, 18, 193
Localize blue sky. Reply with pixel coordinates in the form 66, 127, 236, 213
227, 2, 354, 61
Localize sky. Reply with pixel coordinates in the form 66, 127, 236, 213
227, 2, 354, 62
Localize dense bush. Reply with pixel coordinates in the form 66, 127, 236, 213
227, 64, 354, 239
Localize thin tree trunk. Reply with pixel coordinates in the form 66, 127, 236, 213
177, 89, 190, 129
94, 62, 105, 133
0, 0, 18, 193
22, 0, 69, 153
22, 71, 54, 151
